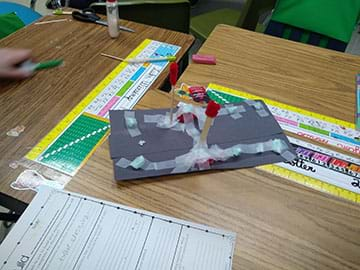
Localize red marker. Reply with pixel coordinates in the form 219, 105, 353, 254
169, 62, 178, 123
200, 101, 221, 144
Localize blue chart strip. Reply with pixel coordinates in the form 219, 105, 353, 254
152, 45, 179, 68
331, 133, 360, 145
131, 66, 146, 81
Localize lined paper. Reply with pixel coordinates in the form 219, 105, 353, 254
0, 187, 235, 270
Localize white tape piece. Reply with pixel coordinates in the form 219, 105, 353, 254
153, 160, 176, 170
118, 103, 295, 175
197, 160, 211, 171
183, 113, 200, 143
157, 113, 179, 129
124, 111, 141, 137
281, 150, 297, 161
257, 109, 269, 117
218, 108, 229, 116
231, 113, 242, 120
244, 100, 269, 117
10, 169, 63, 191
244, 99, 257, 106
219, 105, 247, 120
116, 158, 132, 168
116, 156, 176, 171
138, 140, 146, 146
144, 114, 164, 123
116, 139, 294, 174
253, 102, 264, 110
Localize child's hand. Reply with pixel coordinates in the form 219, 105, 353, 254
0, 48, 33, 79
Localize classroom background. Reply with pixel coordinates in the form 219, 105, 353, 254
1, 0, 360, 257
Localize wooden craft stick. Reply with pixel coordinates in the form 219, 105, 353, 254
35, 19, 69, 25
200, 101, 221, 144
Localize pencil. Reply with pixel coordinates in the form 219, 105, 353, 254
100, 53, 176, 63
35, 19, 69, 25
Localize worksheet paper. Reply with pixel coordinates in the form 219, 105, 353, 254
0, 187, 236, 270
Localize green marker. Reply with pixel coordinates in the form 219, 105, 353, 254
35, 59, 63, 70
20, 59, 63, 72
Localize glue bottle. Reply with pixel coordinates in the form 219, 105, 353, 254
106, 0, 119, 38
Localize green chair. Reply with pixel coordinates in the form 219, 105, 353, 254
90, 0, 191, 33
264, 0, 360, 52
190, 0, 276, 42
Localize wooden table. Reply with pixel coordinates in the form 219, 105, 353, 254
1, 21, 360, 269
0, 15, 194, 201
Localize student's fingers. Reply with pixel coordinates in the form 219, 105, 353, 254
0, 68, 33, 79
3, 49, 32, 65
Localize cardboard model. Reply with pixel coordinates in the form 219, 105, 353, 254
109, 100, 296, 181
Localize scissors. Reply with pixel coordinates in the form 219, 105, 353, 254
72, 8, 135, 33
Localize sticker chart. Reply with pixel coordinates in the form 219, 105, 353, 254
207, 84, 360, 156
206, 83, 360, 203
0, 187, 236, 270
25, 40, 180, 177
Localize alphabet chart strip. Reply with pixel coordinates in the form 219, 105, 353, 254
25, 39, 180, 177
206, 83, 360, 203
207, 83, 360, 156
260, 137, 360, 203
0, 187, 236, 270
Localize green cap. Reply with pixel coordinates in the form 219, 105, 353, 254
35, 59, 63, 71
167, 56, 177, 62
